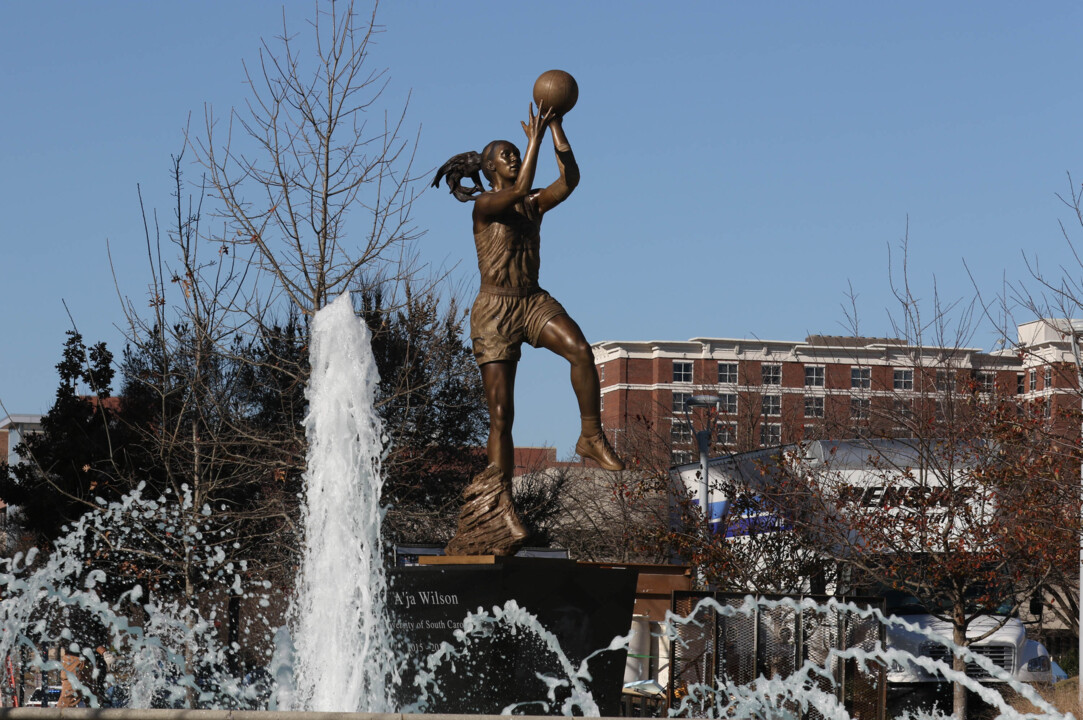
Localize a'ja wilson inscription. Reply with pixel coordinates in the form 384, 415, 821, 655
392, 590, 460, 609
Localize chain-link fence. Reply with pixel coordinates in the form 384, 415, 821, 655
669, 592, 885, 720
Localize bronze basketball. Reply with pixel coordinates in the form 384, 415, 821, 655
533, 69, 578, 116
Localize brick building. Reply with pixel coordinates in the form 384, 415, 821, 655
593, 319, 1081, 465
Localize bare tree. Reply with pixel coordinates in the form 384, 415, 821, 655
533, 466, 668, 563
191, 0, 422, 317
186, 0, 487, 543
112, 152, 303, 696
761, 238, 1081, 719
609, 398, 833, 590
971, 173, 1083, 694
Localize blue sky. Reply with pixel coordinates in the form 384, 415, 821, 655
3, 2, 1083, 457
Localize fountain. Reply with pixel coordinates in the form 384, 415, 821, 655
0, 292, 633, 714
284, 292, 398, 713
0, 292, 1072, 719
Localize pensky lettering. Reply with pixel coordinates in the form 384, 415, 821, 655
836, 485, 974, 509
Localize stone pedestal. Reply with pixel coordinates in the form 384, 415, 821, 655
388, 557, 638, 715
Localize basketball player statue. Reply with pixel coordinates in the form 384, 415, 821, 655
434, 71, 624, 556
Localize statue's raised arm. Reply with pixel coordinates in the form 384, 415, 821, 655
472, 104, 554, 225
532, 116, 579, 215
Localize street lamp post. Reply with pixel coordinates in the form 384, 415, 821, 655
683, 394, 731, 526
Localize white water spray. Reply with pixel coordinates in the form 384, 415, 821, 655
407, 599, 612, 716
285, 292, 397, 712
663, 596, 1063, 720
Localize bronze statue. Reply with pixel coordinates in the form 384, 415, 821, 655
438, 75, 624, 556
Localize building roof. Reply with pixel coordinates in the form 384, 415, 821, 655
1017, 318, 1083, 344
672, 438, 984, 478
0, 414, 42, 430
594, 335, 986, 357
804, 335, 907, 348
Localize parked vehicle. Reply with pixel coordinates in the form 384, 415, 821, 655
885, 597, 1053, 714
28, 686, 61, 707
888, 613, 1052, 685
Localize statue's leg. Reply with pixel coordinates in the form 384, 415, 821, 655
445, 361, 528, 556
536, 315, 625, 471
480, 360, 517, 481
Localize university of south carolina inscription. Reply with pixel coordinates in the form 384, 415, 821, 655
393, 619, 466, 632
390, 589, 466, 656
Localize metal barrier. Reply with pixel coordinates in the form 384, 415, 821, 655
669, 592, 886, 720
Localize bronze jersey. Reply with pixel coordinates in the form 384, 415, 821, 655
473, 192, 542, 288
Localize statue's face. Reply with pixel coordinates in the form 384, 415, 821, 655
486, 142, 521, 183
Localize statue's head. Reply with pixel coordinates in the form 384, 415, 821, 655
481, 140, 521, 186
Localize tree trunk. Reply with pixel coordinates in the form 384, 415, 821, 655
184, 557, 197, 708
952, 618, 968, 719
227, 595, 241, 677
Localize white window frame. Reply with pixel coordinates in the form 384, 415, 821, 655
718, 362, 738, 384
851, 367, 871, 389
804, 366, 825, 387
671, 421, 692, 444
671, 450, 693, 465
762, 364, 782, 385
716, 422, 737, 446
936, 370, 956, 392
674, 360, 693, 384
672, 391, 691, 413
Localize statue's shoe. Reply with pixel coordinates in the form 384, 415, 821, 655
500, 494, 529, 544
575, 431, 625, 471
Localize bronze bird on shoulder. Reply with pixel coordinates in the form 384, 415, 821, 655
432, 151, 484, 202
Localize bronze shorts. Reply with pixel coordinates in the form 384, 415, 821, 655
470, 285, 567, 365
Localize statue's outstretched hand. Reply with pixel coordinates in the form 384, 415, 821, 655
521, 103, 555, 143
